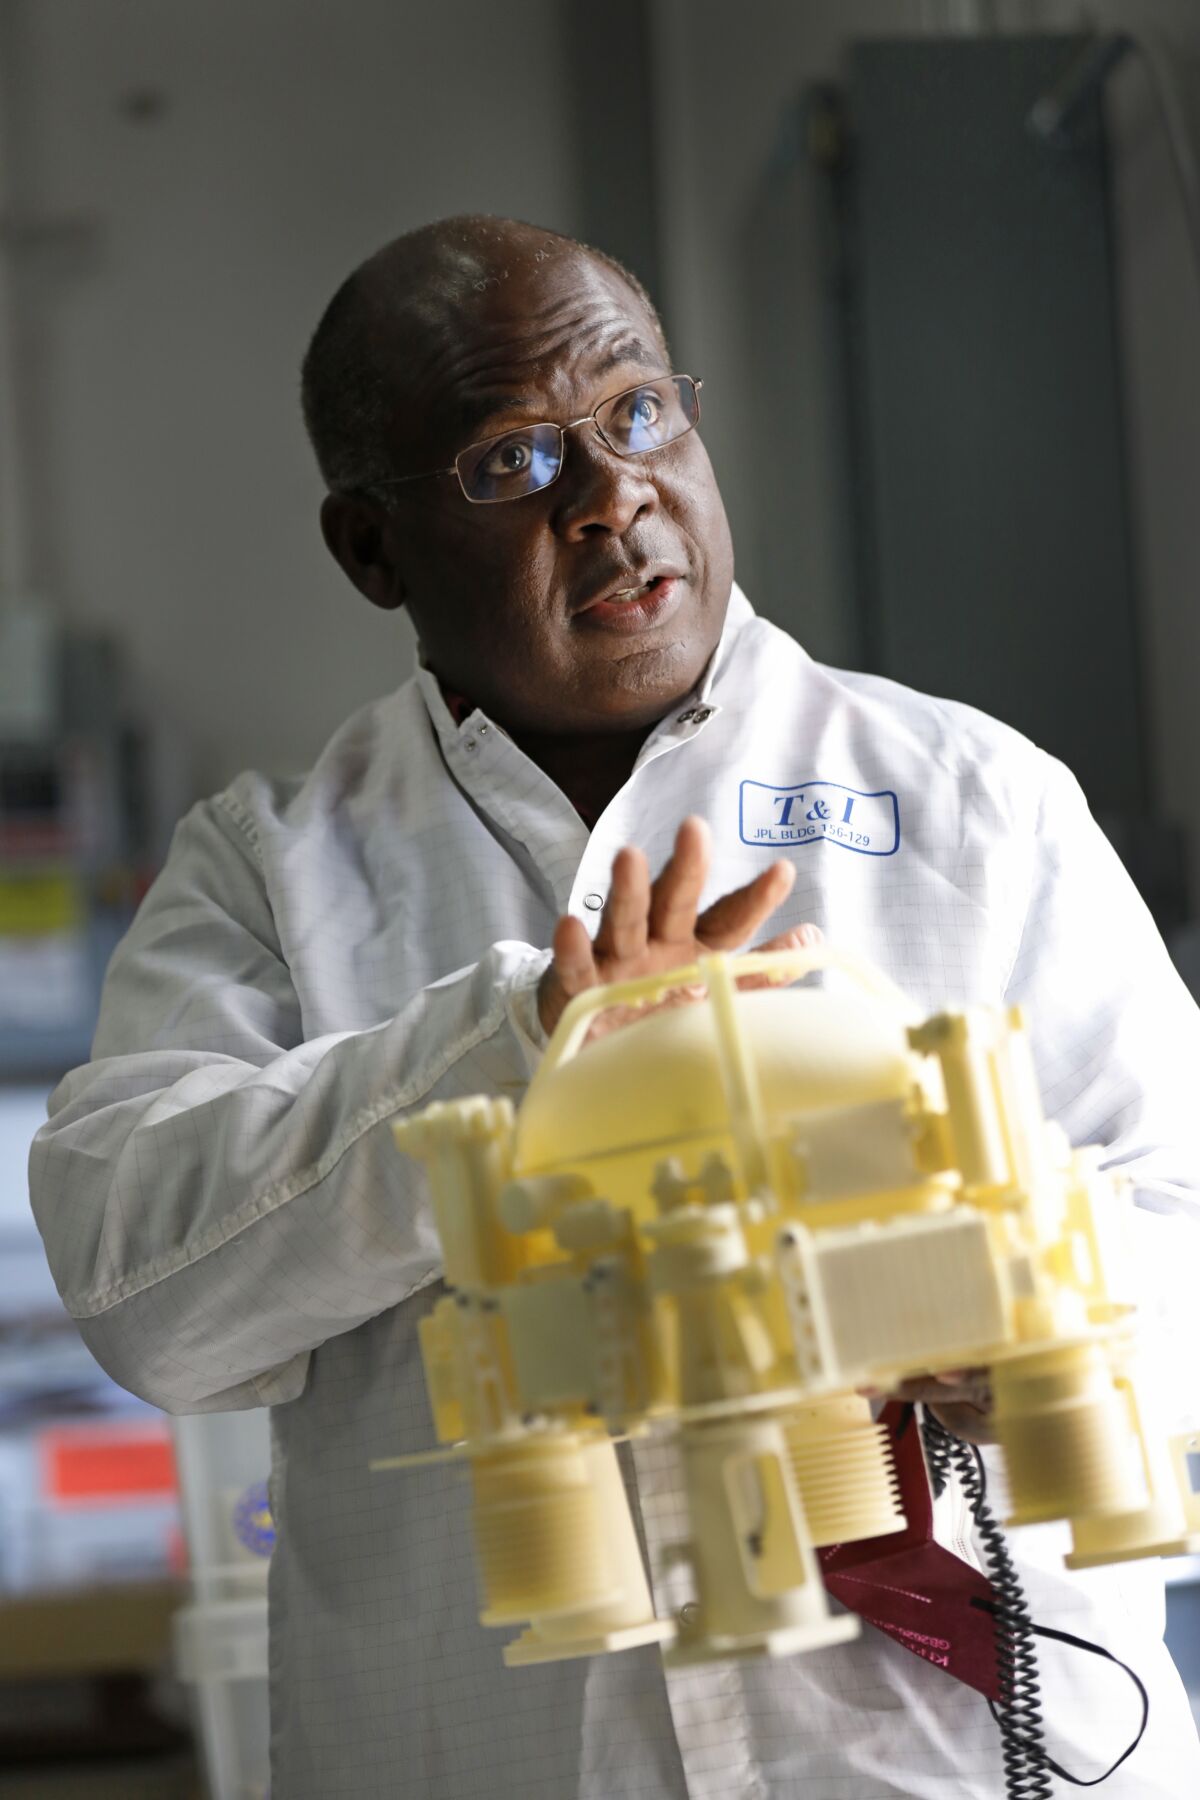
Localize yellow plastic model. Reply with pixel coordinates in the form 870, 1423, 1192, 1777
377, 943, 1200, 1669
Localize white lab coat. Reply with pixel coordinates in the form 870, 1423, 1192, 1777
30, 588, 1200, 1797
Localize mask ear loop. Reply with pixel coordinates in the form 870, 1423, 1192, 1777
921, 1409, 1151, 1795
1001, 1616, 1150, 1787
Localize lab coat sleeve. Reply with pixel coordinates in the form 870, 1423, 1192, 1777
28, 794, 552, 1415
1003, 753, 1200, 1222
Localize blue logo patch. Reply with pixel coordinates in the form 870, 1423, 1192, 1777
739, 779, 900, 855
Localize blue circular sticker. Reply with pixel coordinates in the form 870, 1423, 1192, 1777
232, 1480, 276, 1558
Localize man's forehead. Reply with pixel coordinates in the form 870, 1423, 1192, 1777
394, 255, 665, 432
448, 330, 666, 437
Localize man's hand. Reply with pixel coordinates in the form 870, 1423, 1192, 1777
537, 815, 813, 1039
885, 1369, 996, 1444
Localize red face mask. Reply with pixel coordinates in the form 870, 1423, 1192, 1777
819, 1401, 1000, 1700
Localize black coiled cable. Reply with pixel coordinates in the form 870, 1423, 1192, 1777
919, 1407, 1055, 1799
917, 1406, 1150, 1795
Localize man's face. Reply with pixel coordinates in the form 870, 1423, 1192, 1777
376, 252, 734, 736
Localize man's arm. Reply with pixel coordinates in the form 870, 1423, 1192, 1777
30, 807, 800, 1419
1005, 754, 1200, 1222
29, 795, 552, 1414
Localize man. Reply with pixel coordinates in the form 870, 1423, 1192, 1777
30, 217, 1200, 1797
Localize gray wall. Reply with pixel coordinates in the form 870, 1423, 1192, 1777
0, 0, 585, 791
649, 0, 1200, 898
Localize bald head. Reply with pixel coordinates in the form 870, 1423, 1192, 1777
300, 215, 666, 495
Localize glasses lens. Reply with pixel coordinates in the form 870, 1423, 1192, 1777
597, 375, 700, 457
457, 423, 563, 503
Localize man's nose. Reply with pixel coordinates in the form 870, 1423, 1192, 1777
552, 428, 659, 538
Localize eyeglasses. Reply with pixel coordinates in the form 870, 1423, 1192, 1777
373, 372, 703, 505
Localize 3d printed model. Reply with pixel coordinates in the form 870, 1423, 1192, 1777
378, 944, 1200, 1669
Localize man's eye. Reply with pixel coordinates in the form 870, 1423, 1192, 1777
479, 435, 534, 478
623, 390, 664, 429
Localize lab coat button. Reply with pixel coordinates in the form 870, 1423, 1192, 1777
583, 892, 605, 911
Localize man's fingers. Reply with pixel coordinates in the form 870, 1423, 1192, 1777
593, 846, 650, 962
734, 922, 821, 989
648, 816, 711, 943
552, 913, 599, 997
864, 1367, 996, 1441
695, 859, 796, 950
756, 921, 822, 955
927, 1397, 997, 1444
583, 985, 706, 1046
892, 1371, 992, 1411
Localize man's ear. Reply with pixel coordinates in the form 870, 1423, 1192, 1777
319, 493, 406, 612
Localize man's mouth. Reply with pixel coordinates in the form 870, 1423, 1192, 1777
574, 573, 685, 635
604, 578, 658, 605
575, 567, 686, 612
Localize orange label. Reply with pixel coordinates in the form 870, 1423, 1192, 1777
39, 1423, 179, 1505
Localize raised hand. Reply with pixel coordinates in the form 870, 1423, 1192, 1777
537, 815, 815, 1038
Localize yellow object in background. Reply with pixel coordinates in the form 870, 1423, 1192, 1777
0, 870, 91, 1030
0, 870, 85, 934
380, 944, 1200, 1670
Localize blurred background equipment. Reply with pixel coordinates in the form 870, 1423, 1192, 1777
0, 1081, 192, 1783
0, 605, 185, 1076
804, 32, 1194, 929
172, 1414, 273, 1800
